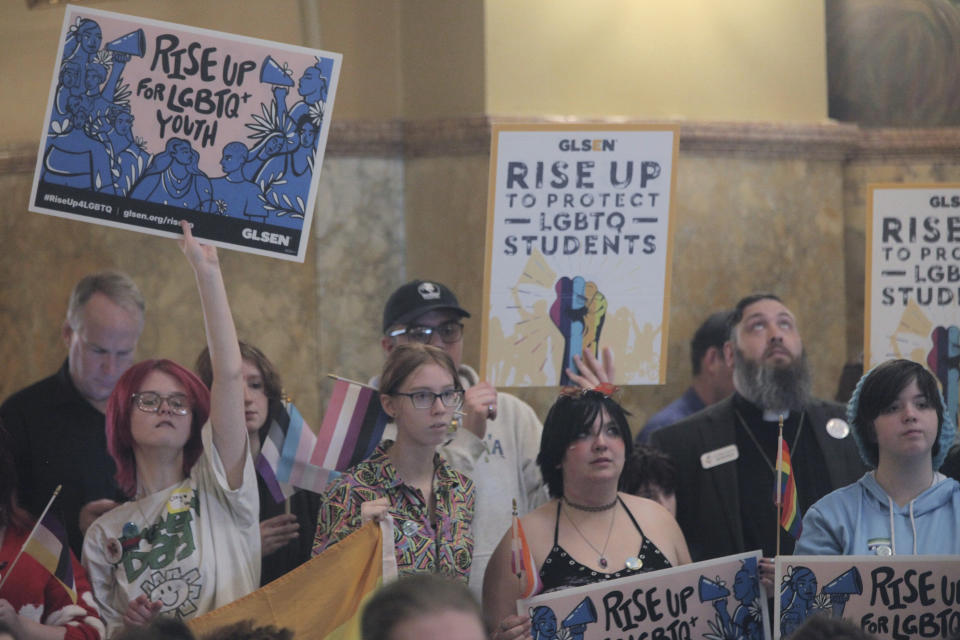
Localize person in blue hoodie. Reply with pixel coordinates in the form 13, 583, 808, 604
795, 358, 959, 556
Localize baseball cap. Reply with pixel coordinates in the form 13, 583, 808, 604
382, 280, 471, 333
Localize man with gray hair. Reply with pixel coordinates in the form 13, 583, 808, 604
651, 293, 866, 563
1, 271, 144, 555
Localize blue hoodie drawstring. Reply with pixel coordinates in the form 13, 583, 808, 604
887, 494, 896, 554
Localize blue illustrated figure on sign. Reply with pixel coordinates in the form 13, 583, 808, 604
700, 557, 764, 640
44, 18, 146, 197
130, 138, 213, 211
527, 598, 596, 640
61, 18, 102, 92
530, 606, 557, 640
210, 142, 269, 222
254, 114, 317, 228
778, 565, 862, 637
54, 61, 83, 124
265, 55, 329, 149
102, 108, 150, 196
42, 95, 115, 193
242, 131, 288, 182
80, 52, 131, 120
780, 566, 818, 636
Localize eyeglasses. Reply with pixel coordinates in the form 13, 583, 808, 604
393, 389, 464, 409
388, 321, 463, 345
131, 392, 191, 415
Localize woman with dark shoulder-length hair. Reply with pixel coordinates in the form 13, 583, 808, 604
796, 358, 959, 556
313, 343, 475, 582
0, 421, 106, 639
82, 222, 258, 637
195, 342, 320, 585
483, 353, 690, 637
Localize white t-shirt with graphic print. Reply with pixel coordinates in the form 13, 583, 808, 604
83, 423, 259, 638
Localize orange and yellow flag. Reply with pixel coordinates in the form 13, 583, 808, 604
190, 520, 394, 639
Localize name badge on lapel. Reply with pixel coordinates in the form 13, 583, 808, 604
701, 444, 739, 470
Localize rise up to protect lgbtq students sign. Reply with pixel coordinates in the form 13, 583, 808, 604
481, 124, 678, 387
866, 184, 960, 427
29, 4, 341, 262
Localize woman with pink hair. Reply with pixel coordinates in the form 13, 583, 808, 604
82, 222, 258, 637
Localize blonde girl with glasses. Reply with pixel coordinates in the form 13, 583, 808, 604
82, 222, 258, 637
312, 343, 476, 582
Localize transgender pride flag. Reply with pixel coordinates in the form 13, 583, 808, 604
257, 399, 332, 502
309, 378, 388, 475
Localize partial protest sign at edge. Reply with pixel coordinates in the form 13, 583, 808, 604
774, 555, 960, 640
865, 183, 960, 428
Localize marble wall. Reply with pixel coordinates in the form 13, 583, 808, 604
3, 121, 959, 436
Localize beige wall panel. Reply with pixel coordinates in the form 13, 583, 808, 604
484, 0, 828, 122
399, 0, 485, 119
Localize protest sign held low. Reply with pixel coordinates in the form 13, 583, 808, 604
774, 555, 960, 640
518, 551, 769, 640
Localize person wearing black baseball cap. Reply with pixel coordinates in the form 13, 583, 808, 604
377, 279, 548, 598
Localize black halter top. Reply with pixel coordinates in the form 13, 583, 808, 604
538, 497, 672, 592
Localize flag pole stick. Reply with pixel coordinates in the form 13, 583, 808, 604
0, 484, 62, 591
775, 415, 784, 558
512, 498, 522, 596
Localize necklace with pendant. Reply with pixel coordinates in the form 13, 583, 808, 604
563, 499, 617, 569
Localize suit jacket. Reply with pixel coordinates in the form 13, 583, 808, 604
651, 395, 867, 561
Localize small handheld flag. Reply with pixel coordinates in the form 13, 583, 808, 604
511, 499, 543, 599
774, 417, 802, 544
0, 485, 76, 602
310, 376, 388, 472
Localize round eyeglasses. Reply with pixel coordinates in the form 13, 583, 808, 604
131, 391, 191, 416
387, 321, 463, 345
393, 389, 464, 409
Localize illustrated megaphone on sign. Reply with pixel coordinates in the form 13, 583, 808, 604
561, 597, 597, 640
823, 568, 862, 617
106, 29, 145, 57
698, 576, 731, 602
260, 55, 295, 87
823, 568, 862, 596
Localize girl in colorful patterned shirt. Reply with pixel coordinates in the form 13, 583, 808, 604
313, 343, 475, 581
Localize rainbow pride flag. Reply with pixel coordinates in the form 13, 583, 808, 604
774, 437, 802, 539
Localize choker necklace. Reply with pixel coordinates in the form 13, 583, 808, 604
563, 495, 618, 512
563, 500, 617, 569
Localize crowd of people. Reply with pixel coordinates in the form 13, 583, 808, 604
1, 227, 958, 639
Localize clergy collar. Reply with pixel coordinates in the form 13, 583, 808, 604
733, 393, 793, 424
